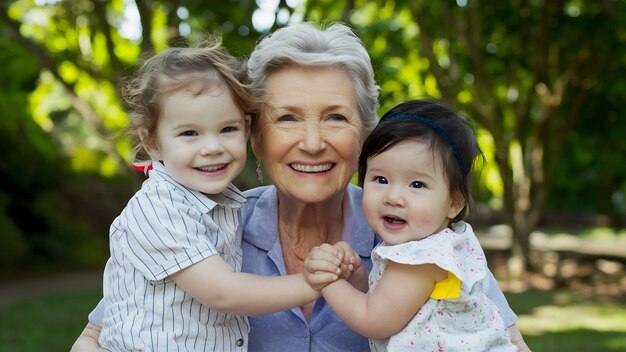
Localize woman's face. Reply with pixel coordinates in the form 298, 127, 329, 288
254, 65, 363, 204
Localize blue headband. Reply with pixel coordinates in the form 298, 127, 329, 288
382, 113, 469, 175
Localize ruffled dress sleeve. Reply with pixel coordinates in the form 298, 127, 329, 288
372, 222, 487, 293
368, 222, 517, 352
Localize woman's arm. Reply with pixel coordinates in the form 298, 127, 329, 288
321, 262, 442, 339
485, 270, 518, 326
484, 271, 530, 350
70, 323, 109, 352
508, 324, 531, 351
170, 254, 322, 315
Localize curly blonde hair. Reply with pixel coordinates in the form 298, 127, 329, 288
124, 37, 257, 162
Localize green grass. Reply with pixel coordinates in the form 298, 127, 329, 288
0, 290, 101, 352
506, 289, 626, 351
1, 288, 625, 351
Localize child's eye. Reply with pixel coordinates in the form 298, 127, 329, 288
179, 130, 198, 137
374, 176, 388, 184
410, 181, 424, 189
221, 126, 239, 133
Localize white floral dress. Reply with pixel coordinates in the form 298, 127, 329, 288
368, 221, 517, 351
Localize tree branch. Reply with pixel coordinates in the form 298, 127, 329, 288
407, 2, 458, 101
93, 0, 124, 91
135, 0, 155, 54
341, 0, 355, 23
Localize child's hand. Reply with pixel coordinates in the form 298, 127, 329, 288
332, 241, 362, 280
304, 243, 343, 291
331, 241, 368, 292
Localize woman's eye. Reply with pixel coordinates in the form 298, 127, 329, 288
328, 113, 348, 122
179, 130, 198, 137
374, 176, 388, 184
276, 114, 297, 122
410, 181, 424, 189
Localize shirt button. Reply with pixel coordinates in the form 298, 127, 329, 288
236, 338, 244, 347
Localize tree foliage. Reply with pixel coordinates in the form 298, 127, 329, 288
0, 0, 263, 269
0, 0, 625, 273
302, 0, 626, 272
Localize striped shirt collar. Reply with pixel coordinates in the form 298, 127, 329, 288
148, 161, 246, 213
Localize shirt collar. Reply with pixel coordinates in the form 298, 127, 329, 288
148, 161, 245, 213
244, 184, 375, 258
244, 186, 280, 251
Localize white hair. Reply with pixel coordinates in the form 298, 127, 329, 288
246, 21, 380, 137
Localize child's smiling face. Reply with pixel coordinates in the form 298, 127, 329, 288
145, 82, 248, 195
362, 140, 463, 245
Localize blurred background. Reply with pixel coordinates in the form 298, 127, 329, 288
0, 0, 624, 351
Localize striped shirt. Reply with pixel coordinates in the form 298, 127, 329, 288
99, 161, 248, 351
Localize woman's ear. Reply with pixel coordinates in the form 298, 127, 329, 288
139, 128, 161, 160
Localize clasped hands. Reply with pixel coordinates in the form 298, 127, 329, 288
304, 241, 367, 292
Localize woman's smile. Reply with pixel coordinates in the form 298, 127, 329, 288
289, 162, 335, 173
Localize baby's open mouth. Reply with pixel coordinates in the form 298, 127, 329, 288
383, 216, 406, 224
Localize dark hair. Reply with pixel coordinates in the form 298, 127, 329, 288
124, 36, 257, 161
357, 99, 483, 223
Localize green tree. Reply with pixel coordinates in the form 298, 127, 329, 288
303, 0, 626, 273
0, 0, 304, 267
0, 0, 262, 176
0, 29, 49, 266
2, 0, 625, 274
547, 80, 626, 228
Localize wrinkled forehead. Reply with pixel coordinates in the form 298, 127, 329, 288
262, 65, 356, 107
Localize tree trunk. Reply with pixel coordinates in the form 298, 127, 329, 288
509, 212, 533, 278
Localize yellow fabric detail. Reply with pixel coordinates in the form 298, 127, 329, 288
430, 271, 461, 299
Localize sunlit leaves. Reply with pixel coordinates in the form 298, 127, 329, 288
7, 0, 139, 176
151, 2, 170, 52
58, 61, 78, 82
457, 90, 472, 104
90, 33, 109, 67
29, 71, 69, 132
477, 129, 503, 200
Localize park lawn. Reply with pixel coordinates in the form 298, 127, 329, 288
506, 289, 626, 351
0, 288, 625, 351
0, 290, 100, 352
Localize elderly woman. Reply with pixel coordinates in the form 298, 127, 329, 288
73, 22, 528, 351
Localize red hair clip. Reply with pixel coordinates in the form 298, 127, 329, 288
132, 162, 153, 175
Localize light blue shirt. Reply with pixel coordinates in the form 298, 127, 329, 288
240, 185, 517, 351
241, 185, 376, 352
90, 183, 517, 351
